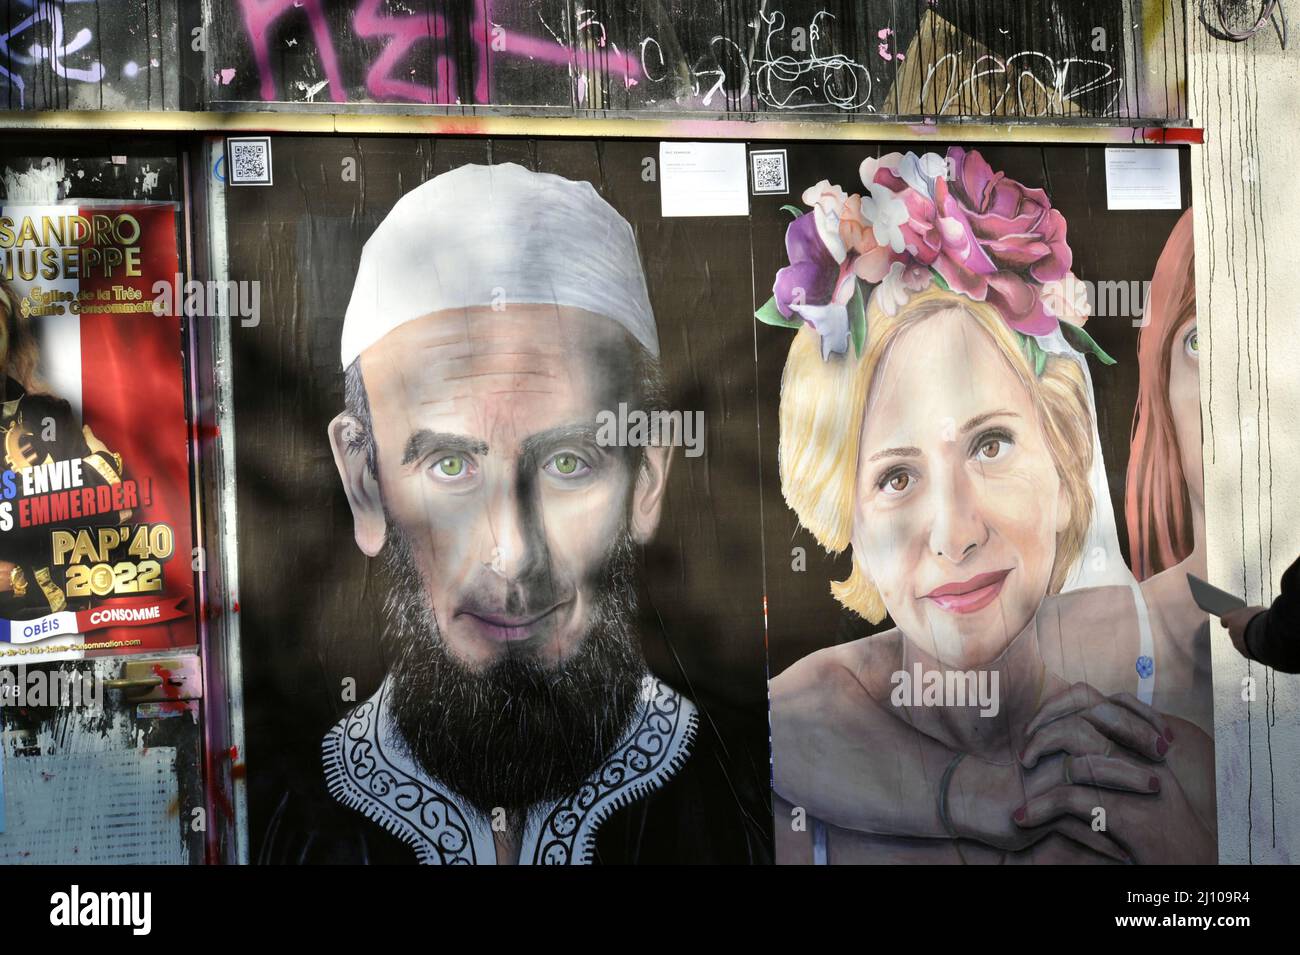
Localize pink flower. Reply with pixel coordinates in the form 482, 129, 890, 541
859, 158, 948, 271
931, 147, 1074, 335
840, 194, 901, 283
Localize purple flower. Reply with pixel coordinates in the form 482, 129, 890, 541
774, 212, 839, 318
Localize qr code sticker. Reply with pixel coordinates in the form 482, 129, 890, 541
227, 136, 273, 186
750, 149, 788, 195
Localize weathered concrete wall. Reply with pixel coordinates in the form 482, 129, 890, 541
1190, 11, 1300, 864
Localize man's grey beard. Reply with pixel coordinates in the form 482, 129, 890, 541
379, 521, 647, 823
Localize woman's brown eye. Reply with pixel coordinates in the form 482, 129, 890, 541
981, 439, 1002, 459
889, 473, 910, 492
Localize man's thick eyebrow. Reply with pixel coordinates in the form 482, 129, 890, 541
519, 424, 600, 458
867, 446, 922, 463
401, 431, 488, 465
960, 410, 1020, 434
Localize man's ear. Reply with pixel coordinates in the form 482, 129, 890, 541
630, 445, 672, 544
328, 412, 386, 556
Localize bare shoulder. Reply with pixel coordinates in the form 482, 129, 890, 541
771, 629, 903, 711
1035, 587, 1137, 695
769, 630, 906, 812
1040, 585, 1136, 624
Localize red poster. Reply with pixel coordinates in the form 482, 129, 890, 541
0, 201, 196, 661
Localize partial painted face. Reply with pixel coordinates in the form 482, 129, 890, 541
348, 305, 665, 671
850, 309, 1069, 667
1168, 318, 1202, 506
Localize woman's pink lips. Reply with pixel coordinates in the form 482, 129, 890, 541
922, 569, 1012, 614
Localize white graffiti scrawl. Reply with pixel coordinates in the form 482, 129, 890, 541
0, 0, 106, 108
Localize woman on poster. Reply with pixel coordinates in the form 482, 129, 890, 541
761, 150, 1215, 863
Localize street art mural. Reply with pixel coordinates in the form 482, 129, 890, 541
757, 144, 1211, 863
227, 137, 773, 865
219, 134, 1207, 864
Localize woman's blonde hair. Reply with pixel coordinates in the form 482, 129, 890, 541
778, 285, 1095, 623
0, 280, 42, 391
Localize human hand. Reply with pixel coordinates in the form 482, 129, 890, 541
949, 753, 1136, 862
1220, 606, 1267, 660
1012, 683, 1214, 864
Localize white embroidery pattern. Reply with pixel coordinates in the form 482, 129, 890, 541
322, 674, 697, 864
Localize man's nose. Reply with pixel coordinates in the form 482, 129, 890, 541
483, 475, 544, 582
926, 463, 987, 562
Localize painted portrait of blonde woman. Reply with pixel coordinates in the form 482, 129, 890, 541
759, 148, 1215, 864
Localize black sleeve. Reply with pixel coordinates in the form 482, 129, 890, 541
257, 782, 418, 865
1244, 555, 1300, 673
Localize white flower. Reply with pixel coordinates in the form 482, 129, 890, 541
790, 301, 851, 359
874, 262, 934, 317
859, 182, 910, 254
875, 262, 908, 316
801, 179, 849, 263
859, 153, 904, 189
899, 152, 947, 199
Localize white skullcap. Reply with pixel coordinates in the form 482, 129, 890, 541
340, 162, 659, 366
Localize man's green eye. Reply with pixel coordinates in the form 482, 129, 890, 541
546, 452, 589, 478
434, 454, 466, 477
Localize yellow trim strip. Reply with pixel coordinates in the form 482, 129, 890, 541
0, 109, 1193, 145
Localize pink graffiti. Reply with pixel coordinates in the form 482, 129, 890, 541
503, 31, 641, 79
238, 0, 493, 104
237, 1, 643, 105
355, 0, 453, 103
238, 0, 346, 103
877, 27, 904, 61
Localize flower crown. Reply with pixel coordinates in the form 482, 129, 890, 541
755, 146, 1114, 373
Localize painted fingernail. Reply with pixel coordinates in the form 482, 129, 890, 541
1013, 806, 1026, 822
1148, 775, 1160, 792
1155, 736, 1168, 755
